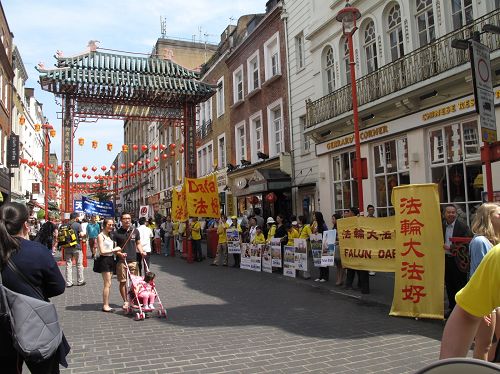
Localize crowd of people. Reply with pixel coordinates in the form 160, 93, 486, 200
0, 200, 499, 373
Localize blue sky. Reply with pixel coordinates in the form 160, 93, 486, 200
3, 0, 264, 175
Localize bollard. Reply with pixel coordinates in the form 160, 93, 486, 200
170, 237, 175, 257
81, 241, 88, 268
187, 239, 194, 263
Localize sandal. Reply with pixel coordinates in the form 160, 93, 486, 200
102, 307, 114, 312
122, 302, 129, 310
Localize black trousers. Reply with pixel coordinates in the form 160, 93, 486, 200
445, 255, 467, 311
319, 266, 329, 281
345, 269, 370, 293
192, 239, 202, 261
233, 253, 241, 267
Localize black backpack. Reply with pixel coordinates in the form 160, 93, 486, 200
57, 224, 77, 247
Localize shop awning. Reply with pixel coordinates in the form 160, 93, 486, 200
235, 168, 291, 196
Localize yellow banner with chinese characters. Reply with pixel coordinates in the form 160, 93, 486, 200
172, 184, 187, 222
185, 174, 220, 218
390, 184, 444, 320
337, 216, 396, 272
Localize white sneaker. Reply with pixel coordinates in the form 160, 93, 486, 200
319, 279, 326, 283
369, 272, 376, 276
314, 278, 321, 282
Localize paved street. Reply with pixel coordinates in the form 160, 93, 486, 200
51, 252, 444, 374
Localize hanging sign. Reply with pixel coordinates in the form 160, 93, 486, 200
7, 134, 19, 168
82, 196, 114, 217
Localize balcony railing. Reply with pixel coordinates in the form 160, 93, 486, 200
196, 119, 213, 140
306, 9, 500, 128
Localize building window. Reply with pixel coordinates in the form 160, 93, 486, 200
233, 65, 244, 103
342, 38, 351, 86
247, 52, 260, 92
267, 100, 283, 157
416, 0, 435, 47
0, 71, 3, 105
295, 33, 305, 70
332, 151, 358, 212
387, 4, 404, 61
249, 112, 263, 163
264, 32, 280, 81
429, 120, 482, 225
218, 134, 226, 169
364, 20, 378, 74
300, 116, 310, 153
216, 77, 224, 117
373, 138, 410, 217
235, 122, 246, 164
451, 0, 473, 30
323, 46, 335, 94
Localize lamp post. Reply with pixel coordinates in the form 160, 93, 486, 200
42, 122, 54, 220
336, 1, 364, 212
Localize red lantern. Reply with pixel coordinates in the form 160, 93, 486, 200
107, 143, 113, 151
169, 143, 176, 149
137, 161, 143, 167
141, 144, 148, 152
145, 158, 151, 165
101, 166, 107, 171
110, 165, 116, 171
154, 156, 159, 162
75, 173, 79, 178
122, 145, 128, 153
159, 144, 166, 151
170, 150, 175, 156
92, 166, 97, 172
49, 129, 56, 138
82, 173, 87, 178
82, 166, 88, 172
120, 163, 126, 169
20, 158, 28, 164
179, 146, 184, 154
265, 192, 277, 203
92, 140, 98, 149
87, 175, 91, 180
78, 137, 85, 146
162, 153, 168, 160
38, 163, 44, 169
57, 165, 63, 170
132, 144, 139, 151
151, 144, 158, 151
48, 164, 54, 169
129, 162, 134, 168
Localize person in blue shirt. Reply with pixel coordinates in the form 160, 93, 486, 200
86, 215, 101, 259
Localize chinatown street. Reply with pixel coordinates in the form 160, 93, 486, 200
46, 251, 445, 374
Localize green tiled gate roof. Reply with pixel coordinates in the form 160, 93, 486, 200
37, 50, 214, 105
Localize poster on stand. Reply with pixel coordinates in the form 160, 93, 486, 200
262, 244, 272, 273
321, 230, 336, 266
270, 238, 282, 267
227, 229, 240, 254
310, 234, 323, 267
283, 264, 296, 278
284, 246, 296, 268
240, 243, 252, 270
250, 244, 262, 272
294, 238, 308, 271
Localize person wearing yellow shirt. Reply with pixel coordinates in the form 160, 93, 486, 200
190, 217, 202, 262
266, 217, 276, 243
252, 226, 266, 244
298, 216, 312, 239
211, 215, 228, 266
286, 222, 299, 246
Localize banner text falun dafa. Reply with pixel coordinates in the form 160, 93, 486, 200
172, 174, 220, 222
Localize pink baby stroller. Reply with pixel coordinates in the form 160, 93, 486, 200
123, 259, 167, 320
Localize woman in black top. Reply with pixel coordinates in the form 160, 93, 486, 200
313, 211, 330, 282
0, 202, 69, 374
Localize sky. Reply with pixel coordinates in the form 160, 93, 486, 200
3, 0, 264, 176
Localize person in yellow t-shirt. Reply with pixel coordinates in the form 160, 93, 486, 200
266, 217, 276, 243
298, 216, 312, 239
286, 222, 299, 246
440, 243, 500, 359
212, 215, 229, 266
190, 217, 202, 262
252, 226, 266, 244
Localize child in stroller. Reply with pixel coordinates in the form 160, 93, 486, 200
130, 271, 156, 310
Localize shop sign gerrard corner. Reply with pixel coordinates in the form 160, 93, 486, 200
471, 40, 497, 143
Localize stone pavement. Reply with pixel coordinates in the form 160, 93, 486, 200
46, 251, 447, 374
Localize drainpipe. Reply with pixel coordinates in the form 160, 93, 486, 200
281, 2, 297, 215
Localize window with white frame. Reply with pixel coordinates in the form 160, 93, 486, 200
416, 0, 435, 47
176, 160, 180, 182
342, 39, 351, 86
332, 151, 358, 212
373, 137, 410, 217
323, 46, 335, 94
205, 98, 212, 122
218, 134, 226, 169
216, 77, 224, 117
295, 33, 305, 70
300, 116, 310, 153
364, 20, 378, 74
197, 149, 203, 176
233, 65, 244, 103
429, 120, 482, 225
451, 0, 473, 30
249, 111, 263, 163
247, 52, 260, 92
235, 122, 246, 164
387, 4, 404, 61
264, 32, 280, 81
267, 100, 284, 157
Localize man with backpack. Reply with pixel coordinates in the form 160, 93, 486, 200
59, 212, 86, 287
